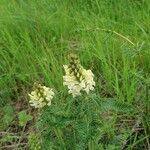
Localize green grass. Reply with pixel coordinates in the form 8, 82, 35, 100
0, 0, 150, 149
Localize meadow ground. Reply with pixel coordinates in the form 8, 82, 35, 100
0, 0, 150, 149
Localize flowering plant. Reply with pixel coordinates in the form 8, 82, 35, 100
28, 83, 54, 108
63, 54, 95, 97
27, 53, 131, 149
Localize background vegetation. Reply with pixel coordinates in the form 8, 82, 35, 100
0, 0, 149, 149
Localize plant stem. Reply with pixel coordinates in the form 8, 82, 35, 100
54, 128, 66, 149
85, 96, 95, 150
88, 140, 95, 150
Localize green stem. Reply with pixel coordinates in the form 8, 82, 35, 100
54, 128, 66, 149
85, 96, 95, 150
88, 140, 94, 150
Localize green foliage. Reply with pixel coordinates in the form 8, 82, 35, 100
0, 133, 15, 145
0, 0, 149, 149
37, 95, 133, 149
18, 111, 33, 127
92, 96, 133, 113
28, 133, 41, 150
0, 104, 14, 129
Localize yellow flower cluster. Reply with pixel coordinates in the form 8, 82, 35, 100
28, 84, 54, 108
28, 53, 95, 108
63, 54, 95, 97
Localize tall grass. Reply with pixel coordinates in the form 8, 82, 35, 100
0, 0, 149, 149
1, 0, 149, 104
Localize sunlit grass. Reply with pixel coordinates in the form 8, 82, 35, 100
0, 0, 149, 149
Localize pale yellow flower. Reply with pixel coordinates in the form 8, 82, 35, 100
28, 84, 54, 108
81, 69, 95, 94
63, 55, 95, 97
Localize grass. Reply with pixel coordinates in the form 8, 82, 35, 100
0, 0, 150, 149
